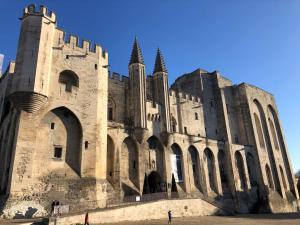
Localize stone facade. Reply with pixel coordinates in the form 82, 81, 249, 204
0, 4, 299, 218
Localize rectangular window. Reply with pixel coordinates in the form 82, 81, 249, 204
54, 146, 62, 159
95, 64, 98, 70
51, 123, 55, 130
195, 112, 198, 120
184, 127, 187, 134
133, 160, 136, 169
85, 141, 89, 149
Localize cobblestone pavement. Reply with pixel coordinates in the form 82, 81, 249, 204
97, 213, 300, 225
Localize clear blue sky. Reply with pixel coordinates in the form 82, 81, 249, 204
0, 0, 299, 172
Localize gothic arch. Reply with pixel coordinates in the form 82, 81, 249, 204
204, 148, 217, 193
235, 151, 247, 191
218, 150, 229, 192
146, 136, 164, 175
253, 99, 281, 194
188, 145, 201, 192
37, 106, 83, 175
170, 143, 184, 183
268, 105, 294, 193
121, 136, 139, 188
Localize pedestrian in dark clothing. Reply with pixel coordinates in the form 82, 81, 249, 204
168, 210, 172, 224
84, 212, 89, 225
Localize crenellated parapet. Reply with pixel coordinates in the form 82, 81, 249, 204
169, 89, 201, 103
108, 72, 129, 83
22, 4, 56, 23
54, 29, 107, 58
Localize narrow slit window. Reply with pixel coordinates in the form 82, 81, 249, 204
85, 141, 89, 149
50, 123, 55, 130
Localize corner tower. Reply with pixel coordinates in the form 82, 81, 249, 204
10, 5, 56, 112
128, 38, 147, 128
153, 48, 171, 132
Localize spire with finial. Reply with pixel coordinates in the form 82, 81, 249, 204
153, 48, 167, 74
129, 37, 144, 65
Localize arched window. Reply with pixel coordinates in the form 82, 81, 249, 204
108, 97, 116, 121
59, 70, 79, 92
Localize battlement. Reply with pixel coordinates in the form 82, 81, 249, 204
169, 89, 201, 103
108, 72, 129, 83
55, 29, 107, 58
23, 4, 56, 22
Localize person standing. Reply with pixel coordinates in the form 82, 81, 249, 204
168, 210, 172, 224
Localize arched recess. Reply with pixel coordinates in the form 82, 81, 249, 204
218, 150, 229, 193
204, 148, 217, 193
268, 105, 294, 193
143, 136, 166, 194
265, 164, 274, 189
253, 99, 281, 194
37, 106, 83, 175
108, 96, 116, 121
170, 144, 184, 184
121, 137, 139, 189
107, 135, 115, 185
235, 151, 247, 191
253, 113, 265, 149
246, 152, 258, 188
188, 145, 202, 192
279, 166, 287, 190
59, 70, 79, 92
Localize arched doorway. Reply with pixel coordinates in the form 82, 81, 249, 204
218, 150, 229, 193
235, 151, 247, 191
204, 148, 217, 193
147, 171, 162, 193
188, 146, 201, 192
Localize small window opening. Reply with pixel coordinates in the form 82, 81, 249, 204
210, 100, 214, 107
51, 123, 55, 130
85, 141, 89, 149
54, 146, 62, 159
184, 127, 187, 134
109, 171, 112, 176
95, 64, 98, 70
195, 112, 198, 120
66, 55, 69, 59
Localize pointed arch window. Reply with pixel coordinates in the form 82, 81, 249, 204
59, 70, 79, 92
108, 97, 116, 121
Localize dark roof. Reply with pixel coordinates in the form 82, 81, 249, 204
153, 48, 167, 73
129, 37, 144, 65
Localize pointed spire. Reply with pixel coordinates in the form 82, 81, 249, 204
153, 48, 167, 74
129, 37, 144, 65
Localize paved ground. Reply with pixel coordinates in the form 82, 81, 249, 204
97, 213, 300, 225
